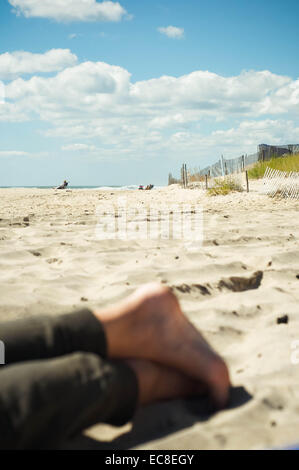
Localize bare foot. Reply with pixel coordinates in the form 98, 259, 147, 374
125, 358, 207, 406
94, 283, 231, 409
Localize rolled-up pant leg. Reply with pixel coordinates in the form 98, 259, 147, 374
0, 352, 138, 449
0, 309, 139, 449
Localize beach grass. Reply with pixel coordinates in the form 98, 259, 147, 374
208, 176, 243, 196
248, 153, 299, 179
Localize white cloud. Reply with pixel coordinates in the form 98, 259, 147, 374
0, 49, 77, 80
4, 65, 295, 128
185, 120, 299, 152
259, 78, 299, 114
149, 113, 187, 129
0, 150, 29, 157
6, 61, 131, 106
130, 70, 290, 110
158, 26, 184, 39
3, 57, 299, 163
0, 101, 28, 122
9, 0, 128, 22
62, 143, 97, 152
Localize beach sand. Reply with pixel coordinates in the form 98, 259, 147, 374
1, 183, 299, 450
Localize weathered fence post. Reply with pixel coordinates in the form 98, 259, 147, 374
184, 164, 188, 188
181, 164, 188, 188
205, 174, 208, 190
221, 155, 225, 177
246, 170, 249, 193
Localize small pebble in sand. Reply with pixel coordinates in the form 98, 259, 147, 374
81, 297, 88, 302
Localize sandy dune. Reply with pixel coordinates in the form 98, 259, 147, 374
0, 184, 299, 449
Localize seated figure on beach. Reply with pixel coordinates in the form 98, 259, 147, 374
56, 180, 68, 190
145, 184, 154, 190
0, 283, 230, 449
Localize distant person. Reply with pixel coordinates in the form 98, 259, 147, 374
56, 180, 69, 190
145, 184, 154, 190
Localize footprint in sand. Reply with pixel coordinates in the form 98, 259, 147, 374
262, 396, 284, 411
172, 284, 211, 295
218, 271, 263, 292
30, 251, 41, 257
46, 258, 62, 264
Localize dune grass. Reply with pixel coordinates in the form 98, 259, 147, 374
248, 153, 299, 179
208, 176, 243, 196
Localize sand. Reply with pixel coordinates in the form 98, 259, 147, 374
0, 182, 299, 450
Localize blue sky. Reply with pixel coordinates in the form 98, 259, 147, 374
0, 0, 299, 186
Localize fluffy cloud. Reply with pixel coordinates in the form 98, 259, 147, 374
130, 70, 290, 109
171, 120, 299, 154
0, 49, 77, 80
0, 150, 29, 157
3, 56, 299, 162
0, 101, 29, 122
9, 0, 128, 22
62, 143, 97, 152
6, 61, 131, 110
4, 63, 296, 126
158, 26, 184, 39
259, 78, 299, 114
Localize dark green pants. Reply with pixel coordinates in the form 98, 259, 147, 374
0, 310, 138, 449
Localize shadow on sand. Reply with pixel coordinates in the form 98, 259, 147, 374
63, 386, 252, 450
